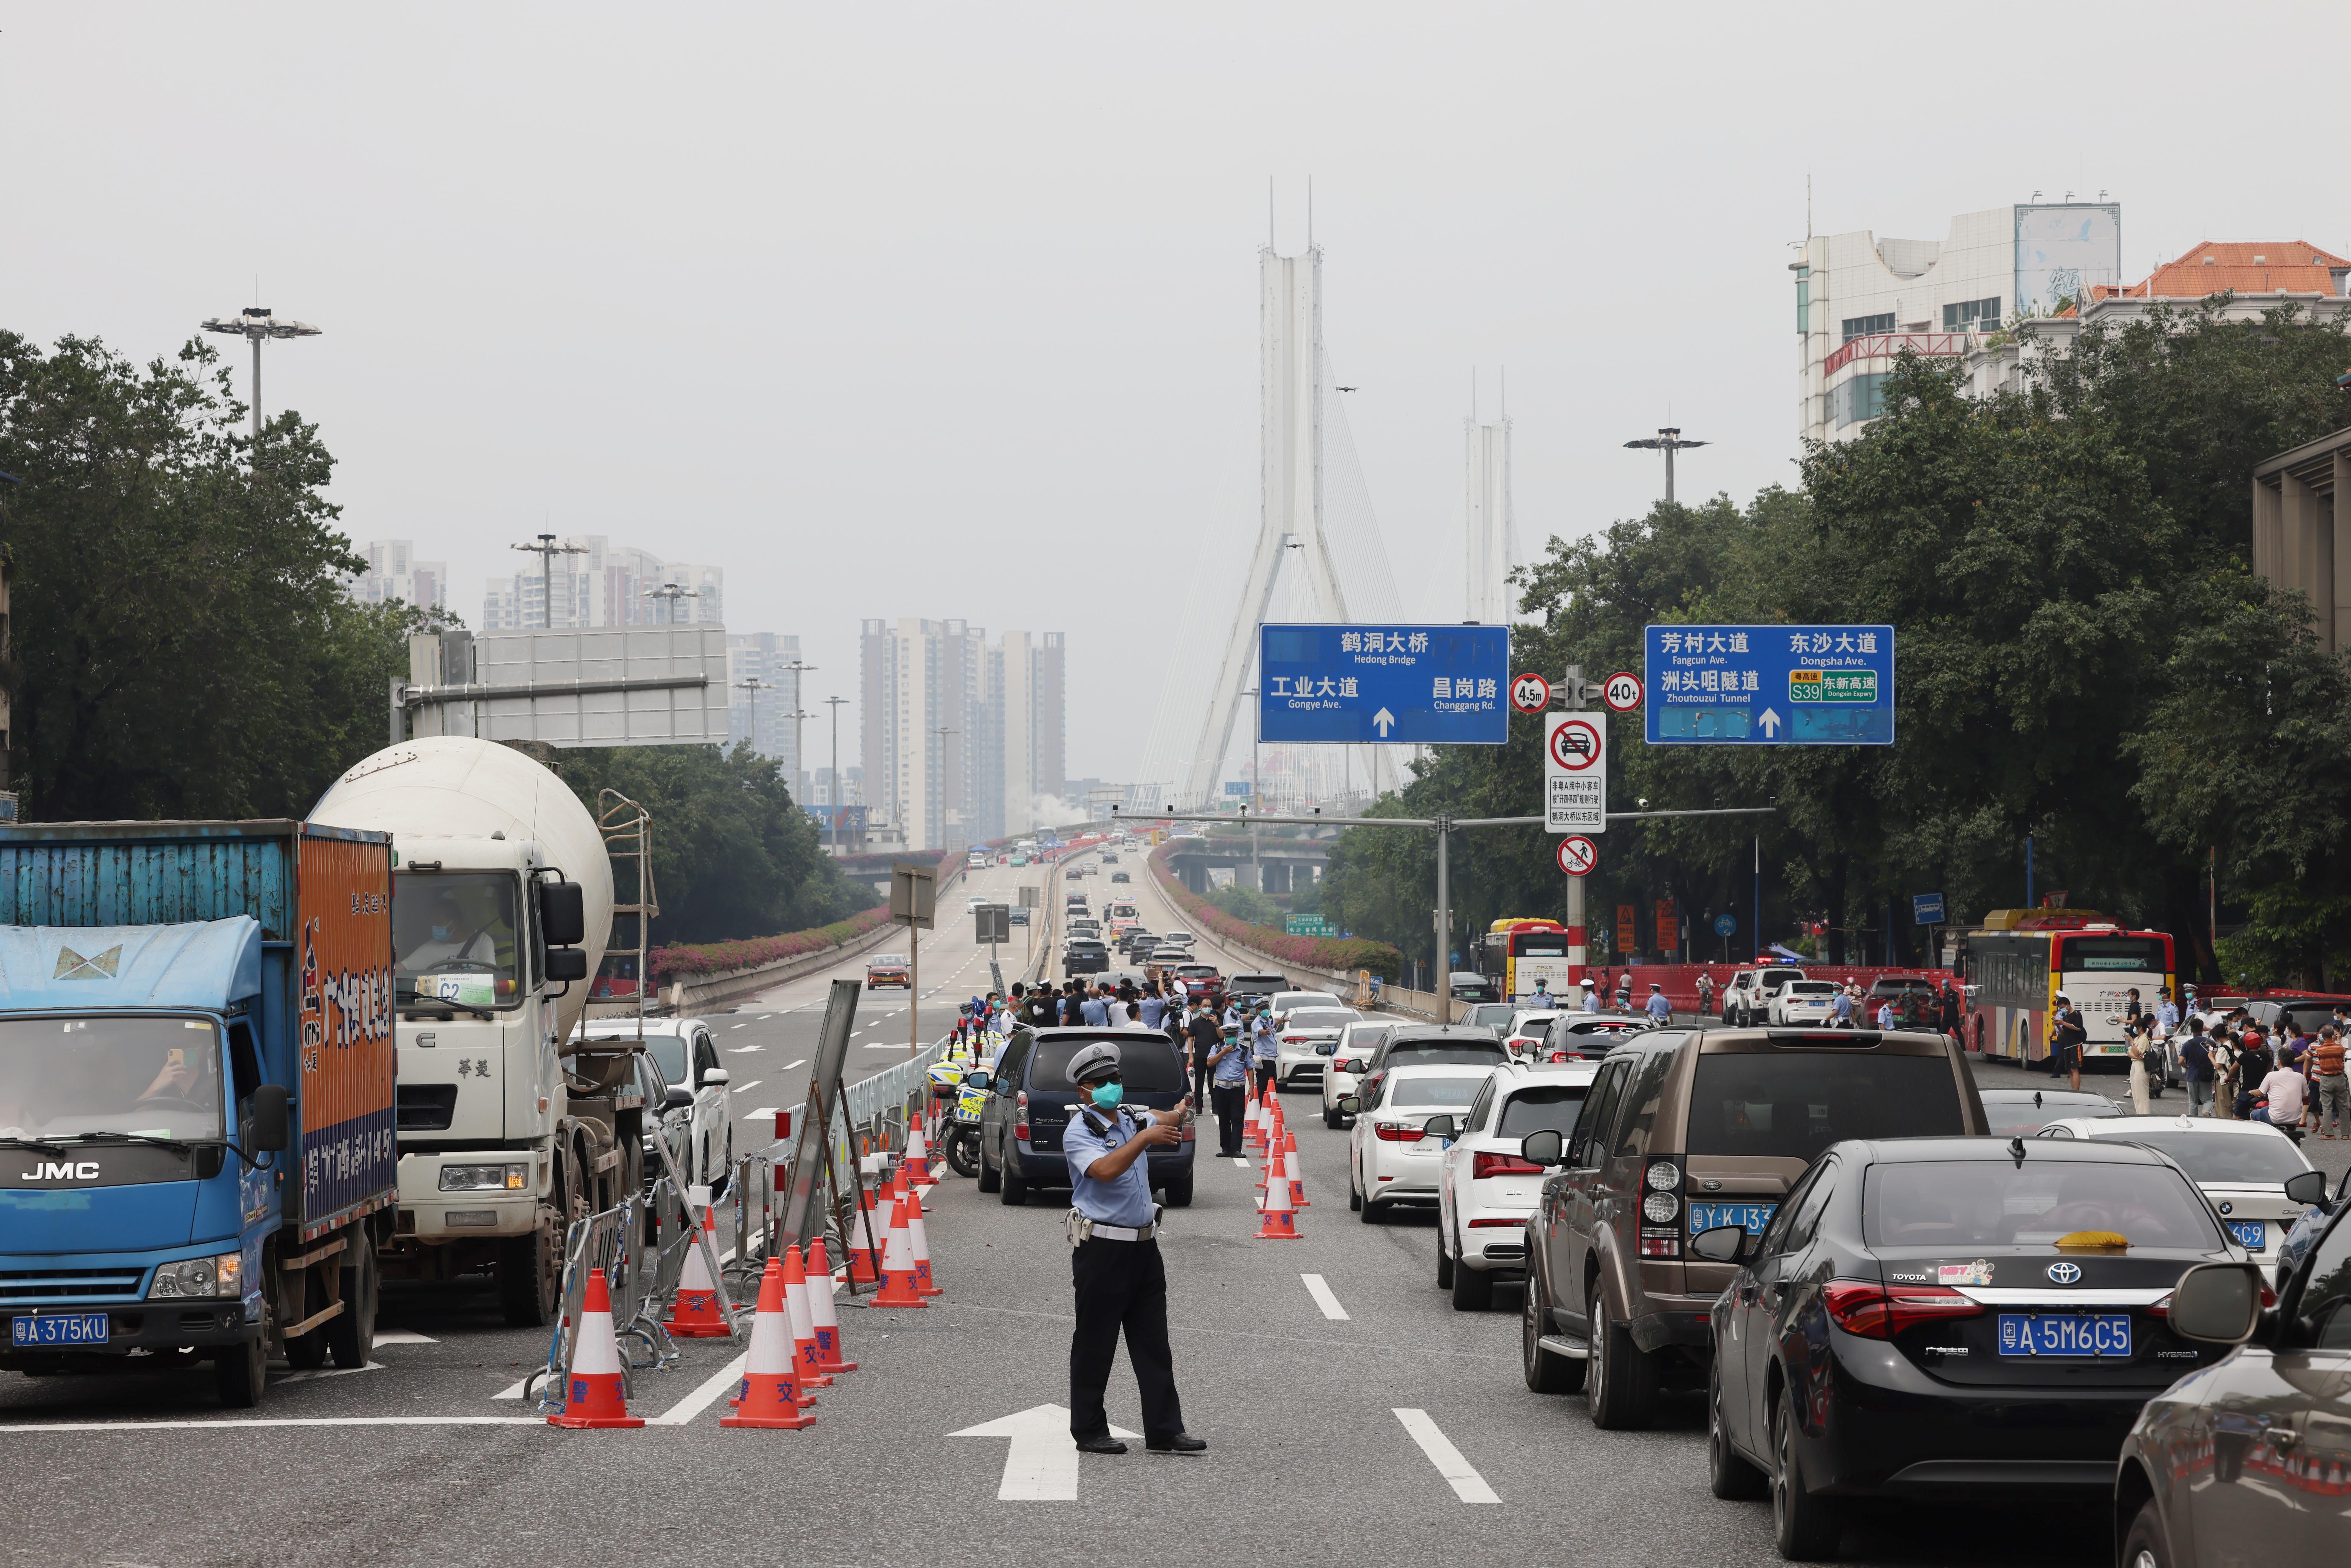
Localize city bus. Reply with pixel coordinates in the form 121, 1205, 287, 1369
1476, 918, 1575, 1005
1957, 908, 2175, 1067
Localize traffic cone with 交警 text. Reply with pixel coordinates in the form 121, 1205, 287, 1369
548, 1268, 644, 1429
1284, 1130, 1308, 1207
806, 1237, 856, 1373
664, 1202, 732, 1338
848, 1182, 882, 1284
871, 1193, 927, 1307
721, 1258, 814, 1430
1255, 1155, 1301, 1239
904, 1122, 935, 1187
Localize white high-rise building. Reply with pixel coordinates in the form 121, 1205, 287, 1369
348, 541, 449, 612
860, 619, 1064, 852
727, 632, 803, 780
482, 536, 724, 631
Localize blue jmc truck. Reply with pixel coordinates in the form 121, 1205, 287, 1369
0, 820, 396, 1406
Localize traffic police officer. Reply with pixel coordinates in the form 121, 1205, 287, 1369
1060, 1041, 1206, 1456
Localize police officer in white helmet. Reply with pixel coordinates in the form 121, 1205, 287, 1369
1060, 1040, 1206, 1455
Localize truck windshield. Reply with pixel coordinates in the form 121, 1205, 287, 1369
0, 1016, 225, 1142
396, 871, 522, 1009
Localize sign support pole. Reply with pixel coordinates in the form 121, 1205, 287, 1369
1434, 818, 1452, 1025
1563, 665, 1587, 988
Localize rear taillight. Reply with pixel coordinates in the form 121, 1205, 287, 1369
1823, 1280, 1985, 1339
1472, 1152, 1545, 1179
1013, 1090, 1029, 1141
1373, 1121, 1424, 1143
1467, 1217, 1523, 1229
1283, 1035, 1306, 1044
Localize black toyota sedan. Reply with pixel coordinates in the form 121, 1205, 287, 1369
1697, 1136, 2245, 1559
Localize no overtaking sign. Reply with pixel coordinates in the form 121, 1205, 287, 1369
1544, 711, 1606, 834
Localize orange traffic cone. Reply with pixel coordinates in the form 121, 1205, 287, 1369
904, 1122, 935, 1186
1245, 1085, 1267, 1149
1256, 1159, 1301, 1239
549, 1268, 644, 1428
782, 1245, 831, 1391
871, 1194, 927, 1307
1284, 1131, 1309, 1207
721, 1258, 814, 1430
665, 1202, 732, 1338
847, 1182, 882, 1284
904, 1176, 942, 1296
806, 1238, 856, 1373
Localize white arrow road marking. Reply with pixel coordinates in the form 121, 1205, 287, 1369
373, 1328, 437, 1345
1393, 1408, 1499, 1502
276, 1361, 386, 1384
649, 1351, 748, 1426
951, 1403, 1139, 1499
1301, 1274, 1349, 1320
1372, 707, 1397, 737
490, 1376, 528, 1400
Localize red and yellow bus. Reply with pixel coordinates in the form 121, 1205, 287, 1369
1958, 909, 2175, 1066
1476, 918, 1575, 1005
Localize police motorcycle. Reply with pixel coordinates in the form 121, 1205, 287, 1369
929, 1003, 992, 1178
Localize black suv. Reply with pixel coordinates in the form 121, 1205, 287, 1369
1063, 939, 1109, 976
1354, 1023, 1509, 1110
974, 1027, 1197, 1207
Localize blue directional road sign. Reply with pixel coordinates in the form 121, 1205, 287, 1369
1224, 781, 1253, 797
1260, 624, 1510, 745
1912, 893, 1945, 925
1643, 624, 1894, 746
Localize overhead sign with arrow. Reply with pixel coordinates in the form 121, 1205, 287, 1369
951, 1404, 1141, 1500
1642, 623, 1894, 747
1258, 623, 1510, 745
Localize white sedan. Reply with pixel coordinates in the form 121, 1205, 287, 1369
1501, 1009, 1561, 1058
1321, 1017, 1401, 1127
577, 1016, 736, 1192
1271, 1007, 1361, 1091
1769, 979, 1841, 1025
1426, 1061, 1595, 1310
1343, 1063, 1492, 1222
2036, 1114, 2319, 1274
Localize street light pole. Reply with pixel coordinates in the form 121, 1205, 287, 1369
642, 580, 701, 625
1623, 427, 1710, 505
200, 307, 321, 445
825, 695, 849, 854
776, 660, 816, 796
733, 677, 772, 755
511, 533, 588, 627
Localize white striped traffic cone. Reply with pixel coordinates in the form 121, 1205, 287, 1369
548, 1268, 644, 1428
720, 1258, 813, 1430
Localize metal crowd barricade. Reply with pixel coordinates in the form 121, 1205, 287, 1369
524, 1202, 631, 1413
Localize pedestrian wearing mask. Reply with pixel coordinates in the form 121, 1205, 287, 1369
1184, 1003, 1220, 1108
2234, 1041, 2270, 1121
2155, 988, 2180, 1036
1250, 1006, 1280, 1096
2049, 994, 2088, 1090
2314, 1026, 2350, 1138
2212, 1030, 2239, 1119
2181, 1023, 2215, 1117
1058, 1042, 1204, 1457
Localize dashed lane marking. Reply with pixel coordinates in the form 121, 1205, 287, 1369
732, 1081, 760, 1094
781, 1060, 806, 1071
728, 1045, 764, 1054
647, 1352, 748, 1426
1393, 1408, 1500, 1503
748, 1107, 778, 1120
373, 1328, 437, 1345
1301, 1274, 1349, 1321
729, 1022, 747, 1029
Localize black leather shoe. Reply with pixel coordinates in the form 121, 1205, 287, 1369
1075, 1434, 1129, 1455
1146, 1432, 1207, 1454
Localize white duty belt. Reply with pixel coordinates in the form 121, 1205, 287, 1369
1066, 1207, 1162, 1245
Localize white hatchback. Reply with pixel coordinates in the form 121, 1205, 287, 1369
1344, 1063, 1493, 1221
2035, 1114, 2320, 1272
1426, 1061, 1596, 1309
1321, 1017, 1401, 1127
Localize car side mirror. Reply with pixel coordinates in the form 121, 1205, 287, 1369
544, 947, 588, 982
1422, 1114, 1459, 1139
2167, 1261, 2265, 1344
965, 1070, 992, 1091
700, 1066, 730, 1089
662, 1086, 694, 1112
2286, 1169, 2331, 1210
249, 1084, 290, 1153
1520, 1129, 1563, 1167
1337, 1095, 1361, 1116
1690, 1225, 1747, 1263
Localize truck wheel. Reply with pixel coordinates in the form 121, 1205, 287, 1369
499, 1219, 560, 1328
327, 1241, 377, 1369
215, 1335, 267, 1408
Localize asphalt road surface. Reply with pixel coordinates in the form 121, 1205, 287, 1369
0, 859, 2252, 1566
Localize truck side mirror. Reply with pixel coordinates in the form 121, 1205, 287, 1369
250, 1085, 291, 1153
539, 879, 586, 947
543, 947, 588, 982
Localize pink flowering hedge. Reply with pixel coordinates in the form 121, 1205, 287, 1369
1148, 843, 1402, 981
649, 904, 891, 982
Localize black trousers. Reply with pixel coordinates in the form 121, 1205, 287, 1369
1255, 1062, 1275, 1096
1192, 1054, 1211, 1107
1210, 1082, 1246, 1154
1069, 1237, 1184, 1442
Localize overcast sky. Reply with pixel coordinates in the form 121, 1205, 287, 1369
6, 3, 2346, 783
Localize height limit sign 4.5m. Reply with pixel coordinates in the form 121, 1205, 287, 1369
1544, 711, 1606, 833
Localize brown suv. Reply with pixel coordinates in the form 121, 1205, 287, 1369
1517, 1026, 1987, 1429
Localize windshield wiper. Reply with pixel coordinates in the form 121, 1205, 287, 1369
0, 1136, 71, 1155
399, 992, 497, 1020
65, 1130, 194, 1155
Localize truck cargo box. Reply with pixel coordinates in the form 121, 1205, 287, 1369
0, 819, 396, 1239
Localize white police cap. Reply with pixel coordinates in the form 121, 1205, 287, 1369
1065, 1041, 1123, 1085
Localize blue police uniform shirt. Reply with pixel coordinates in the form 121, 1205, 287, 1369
1140, 996, 1166, 1028
1644, 992, 1672, 1022
1080, 997, 1111, 1027
1211, 1033, 1250, 1085
1252, 1017, 1278, 1061
1063, 1104, 1157, 1227
1582, 989, 1601, 1014
2156, 1001, 2180, 1030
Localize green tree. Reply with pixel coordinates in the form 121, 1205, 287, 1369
1203, 881, 1281, 929
0, 331, 432, 819
553, 742, 866, 945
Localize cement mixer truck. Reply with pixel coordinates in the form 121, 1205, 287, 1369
310, 737, 629, 1325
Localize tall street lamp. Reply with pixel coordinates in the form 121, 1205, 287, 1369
776, 659, 816, 792
200, 307, 321, 445
510, 532, 587, 627
643, 581, 700, 625
825, 694, 850, 854
1623, 427, 1709, 504
733, 677, 772, 756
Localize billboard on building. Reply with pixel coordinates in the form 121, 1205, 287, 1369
2015, 204, 2121, 318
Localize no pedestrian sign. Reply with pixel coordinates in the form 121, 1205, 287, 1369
1556, 835, 1597, 876
1544, 711, 1606, 834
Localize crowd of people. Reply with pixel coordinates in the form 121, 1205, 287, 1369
2159, 1000, 2351, 1136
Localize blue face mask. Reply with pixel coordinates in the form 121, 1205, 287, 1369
430, 924, 452, 942
1089, 1082, 1124, 1109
